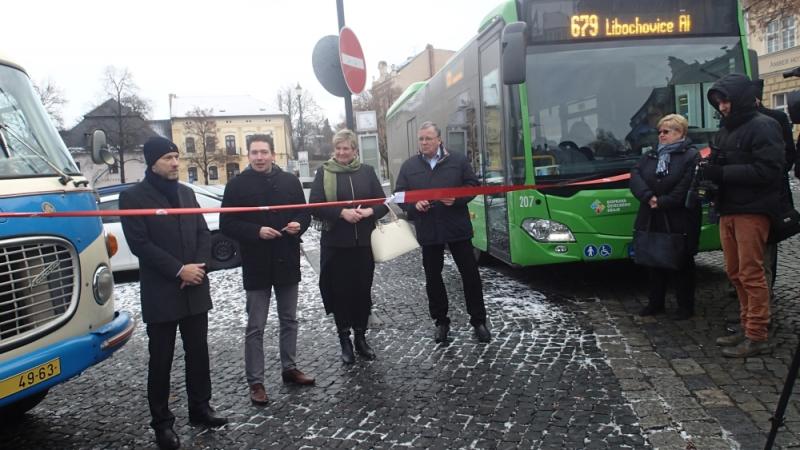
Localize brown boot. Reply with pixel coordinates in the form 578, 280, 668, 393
281, 368, 315, 385
722, 338, 773, 358
249, 383, 268, 406
715, 333, 746, 347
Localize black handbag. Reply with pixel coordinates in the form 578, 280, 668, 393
768, 207, 800, 244
632, 213, 688, 270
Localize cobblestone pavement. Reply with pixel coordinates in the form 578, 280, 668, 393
2, 190, 800, 449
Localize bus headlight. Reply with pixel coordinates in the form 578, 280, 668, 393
522, 219, 576, 243
93, 265, 114, 305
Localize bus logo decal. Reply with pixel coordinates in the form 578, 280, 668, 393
41, 202, 56, 213
591, 200, 605, 214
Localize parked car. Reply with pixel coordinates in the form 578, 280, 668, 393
97, 182, 241, 273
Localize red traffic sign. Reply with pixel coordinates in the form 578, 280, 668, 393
339, 27, 366, 94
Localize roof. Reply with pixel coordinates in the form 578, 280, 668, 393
170, 95, 282, 118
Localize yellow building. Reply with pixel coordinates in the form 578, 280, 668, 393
747, 11, 800, 135
170, 95, 293, 185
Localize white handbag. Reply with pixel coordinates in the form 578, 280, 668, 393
371, 207, 420, 263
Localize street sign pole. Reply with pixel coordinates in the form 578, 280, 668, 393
336, 0, 354, 130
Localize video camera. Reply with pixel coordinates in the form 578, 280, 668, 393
685, 145, 725, 209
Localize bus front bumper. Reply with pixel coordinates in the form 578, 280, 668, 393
0, 311, 135, 408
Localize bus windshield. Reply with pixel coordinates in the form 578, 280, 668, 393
0, 64, 79, 179
526, 37, 745, 179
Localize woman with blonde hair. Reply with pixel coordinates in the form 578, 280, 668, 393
309, 129, 388, 363
630, 114, 702, 320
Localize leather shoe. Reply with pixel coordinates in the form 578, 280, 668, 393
722, 338, 773, 358
189, 407, 228, 428
282, 368, 315, 385
638, 304, 665, 316
673, 309, 694, 321
154, 427, 180, 450
434, 323, 449, 343
249, 383, 268, 406
474, 323, 491, 343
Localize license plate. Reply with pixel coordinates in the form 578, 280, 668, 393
0, 358, 61, 400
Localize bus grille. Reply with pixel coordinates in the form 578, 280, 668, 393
0, 237, 78, 349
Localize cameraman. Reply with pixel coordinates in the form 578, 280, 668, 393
705, 73, 785, 358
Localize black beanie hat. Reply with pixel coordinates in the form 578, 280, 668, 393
143, 136, 178, 167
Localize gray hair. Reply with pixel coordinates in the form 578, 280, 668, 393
419, 121, 441, 137
332, 128, 358, 150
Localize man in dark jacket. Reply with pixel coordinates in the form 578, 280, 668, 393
705, 74, 785, 358
120, 137, 227, 450
394, 121, 490, 344
220, 135, 313, 406
755, 80, 796, 295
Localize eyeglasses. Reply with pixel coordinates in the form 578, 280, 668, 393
657, 129, 674, 135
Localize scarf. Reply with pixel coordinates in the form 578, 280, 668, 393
655, 139, 685, 177
321, 157, 361, 201
145, 168, 180, 207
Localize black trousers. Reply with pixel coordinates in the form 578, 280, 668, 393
647, 256, 696, 311
319, 245, 374, 331
422, 239, 487, 327
146, 312, 212, 430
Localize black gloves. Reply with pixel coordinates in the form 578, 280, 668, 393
703, 164, 724, 183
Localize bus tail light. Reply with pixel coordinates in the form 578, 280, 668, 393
105, 232, 118, 257
522, 219, 576, 243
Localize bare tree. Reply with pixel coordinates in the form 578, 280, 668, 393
34, 79, 67, 130
183, 108, 235, 185
745, 0, 800, 26
102, 66, 151, 183
275, 85, 325, 159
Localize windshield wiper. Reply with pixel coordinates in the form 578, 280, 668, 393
0, 124, 9, 158
0, 121, 73, 185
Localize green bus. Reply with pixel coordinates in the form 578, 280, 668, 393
386, 0, 755, 266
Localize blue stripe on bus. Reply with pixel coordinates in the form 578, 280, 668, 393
0, 192, 102, 253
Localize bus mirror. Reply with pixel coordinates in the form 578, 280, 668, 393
748, 49, 760, 81
501, 22, 527, 85
90, 129, 115, 166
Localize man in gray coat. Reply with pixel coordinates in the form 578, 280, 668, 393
120, 137, 227, 450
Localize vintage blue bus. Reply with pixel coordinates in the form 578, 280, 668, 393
0, 56, 134, 417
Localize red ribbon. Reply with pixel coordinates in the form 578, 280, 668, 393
0, 172, 631, 218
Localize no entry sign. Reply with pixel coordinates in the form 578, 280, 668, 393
339, 27, 366, 94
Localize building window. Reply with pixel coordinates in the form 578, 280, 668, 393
767, 17, 796, 53
188, 167, 198, 183
773, 92, 790, 115
185, 137, 196, 153
205, 136, 216, 152
225, 135, 236, 155
208, 165, 218, 181
226, 163, 240, 180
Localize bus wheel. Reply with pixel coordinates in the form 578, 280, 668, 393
0, 389, 48, 421
210, 232, 241, 271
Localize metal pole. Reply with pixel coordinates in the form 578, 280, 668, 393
336, 0, 355, 130
765, 339, 800, 449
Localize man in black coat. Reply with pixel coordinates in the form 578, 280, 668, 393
120, 137, 227, 450
705, 74, 785, 358
754, 80, 796, 294
394, 121, 490, 344
220, 135, 313, 406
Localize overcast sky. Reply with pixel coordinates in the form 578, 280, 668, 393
4, 0, 500, 128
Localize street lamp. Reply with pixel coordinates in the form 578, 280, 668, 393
295, 83, 304, 157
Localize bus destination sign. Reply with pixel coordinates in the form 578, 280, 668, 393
570, 14, 693, 39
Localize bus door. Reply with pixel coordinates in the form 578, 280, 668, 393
478, 26, 511, 261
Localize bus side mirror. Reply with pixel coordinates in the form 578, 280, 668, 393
748, 49, 760, 81
502, 22, 527, 85
90, 129, 115, 166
